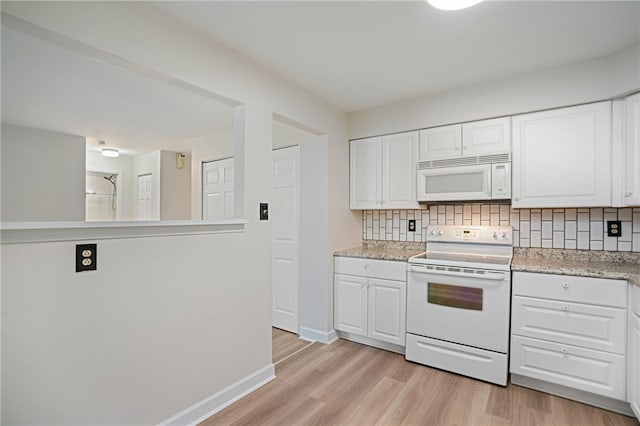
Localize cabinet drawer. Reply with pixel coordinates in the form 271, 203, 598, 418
406, 333, 508, 386
334, 257, 406, 281
513, 272, 627, 308
512, 296, 627, 354
511, 335, 626, 400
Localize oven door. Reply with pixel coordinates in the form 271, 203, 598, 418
407, 264, 510, 353
417, 164, 491, 201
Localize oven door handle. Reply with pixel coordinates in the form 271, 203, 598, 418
408, 265, 506, 281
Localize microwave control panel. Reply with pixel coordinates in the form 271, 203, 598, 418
491, 163, 511, 198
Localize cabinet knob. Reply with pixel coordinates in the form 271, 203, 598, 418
462, 145, 469, 150
561, 348, 568, 354
454, 145, 461, 151
625, 191, 632, 197
562, 305, 569, 312
364, 264, 370, 270
562, 283, 569, 289
513, 196, 520, 201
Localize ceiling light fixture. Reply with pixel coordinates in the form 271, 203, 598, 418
427, 0, 484, 11
101, 148, 120, 158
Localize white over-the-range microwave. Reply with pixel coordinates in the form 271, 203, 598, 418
416, 154, 511, 202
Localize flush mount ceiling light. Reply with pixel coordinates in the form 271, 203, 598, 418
101, 148, 120, 158
427, 0, 484, 10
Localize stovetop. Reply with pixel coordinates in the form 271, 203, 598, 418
409, 225, 513, 271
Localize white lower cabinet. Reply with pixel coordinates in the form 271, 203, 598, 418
334, 257, 406, 347
511, 272, 628, 402
629, 285, 640, 420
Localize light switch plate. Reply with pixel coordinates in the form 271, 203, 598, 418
260, 203, 269, 220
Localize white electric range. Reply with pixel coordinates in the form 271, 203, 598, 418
405, 224, 513, 386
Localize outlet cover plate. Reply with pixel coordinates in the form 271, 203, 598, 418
607, 221, 622, 237
76, 243, 97, 272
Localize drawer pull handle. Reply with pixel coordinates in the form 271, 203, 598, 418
562, 305, 569, 312
561, 283, 569, 289
561, 348, 568, 354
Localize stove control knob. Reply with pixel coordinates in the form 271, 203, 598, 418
502, 232, 510, 240
430, 229, 437, 236
492, 232, 498, 239
438, 230, 443, 236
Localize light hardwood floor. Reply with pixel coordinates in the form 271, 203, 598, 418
272, 327, 313, 364
201, 335, 639, 426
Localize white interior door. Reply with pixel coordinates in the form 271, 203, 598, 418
202, 158, 235, 220
272, 146, 300, 333
137, 174, 152, 220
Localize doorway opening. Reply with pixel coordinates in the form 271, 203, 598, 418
86, 170, 120, 221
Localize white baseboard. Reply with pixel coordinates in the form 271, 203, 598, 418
158, 364, 275, 426
298, 326, 338, 344
336, 331, 405, 355
511, 374, 634, 417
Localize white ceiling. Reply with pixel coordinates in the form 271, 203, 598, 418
1, 26, 235, 156
157, 0, 640, 112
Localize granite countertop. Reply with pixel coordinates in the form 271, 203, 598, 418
334, 241, 424, 262
512, 248, 640, 286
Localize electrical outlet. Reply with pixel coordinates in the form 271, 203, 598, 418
260, 203, 269, 220
408, 219, 416, 232
76, 243, 97, 272
607, 221, 622, 237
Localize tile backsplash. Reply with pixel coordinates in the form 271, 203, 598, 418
362, 203, 640, 253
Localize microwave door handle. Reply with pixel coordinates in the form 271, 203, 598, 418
408, 265, 506, 281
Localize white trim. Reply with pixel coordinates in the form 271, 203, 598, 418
511, 373, 634, 417
298, 326, 338, 344
336, 331, 406, 354
158, 364, 275, 426
1, 220, 248, 244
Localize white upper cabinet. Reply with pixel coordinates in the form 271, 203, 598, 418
618, 93, 640, 206
418, 124, 462, 160
418, 117, 510, 161
462, 117, 511, 156
350, 131, 418, 209
350, 137, 382, 209
512, 101, 612, 208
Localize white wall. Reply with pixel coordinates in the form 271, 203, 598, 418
132, 151, 161, 220
0, 231, 271, 426
160, 150, 191, 220
0, 2, 359, 424
272, 119, 317, 149
1, 123, 86, 221
349, 43, 640, 139
190, 128, 234, 220
86, 150, 135, 220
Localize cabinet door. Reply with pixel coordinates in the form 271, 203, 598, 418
512, 101, 612, 208
350, 137, 381, 209
368, 278, 406, 345
382, 131, 419, 209
418, 124, 462, 161
630, 313, 640, 419
462, 117, 511, 156
623, 93, 640, 206
334, 274, 368, 336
